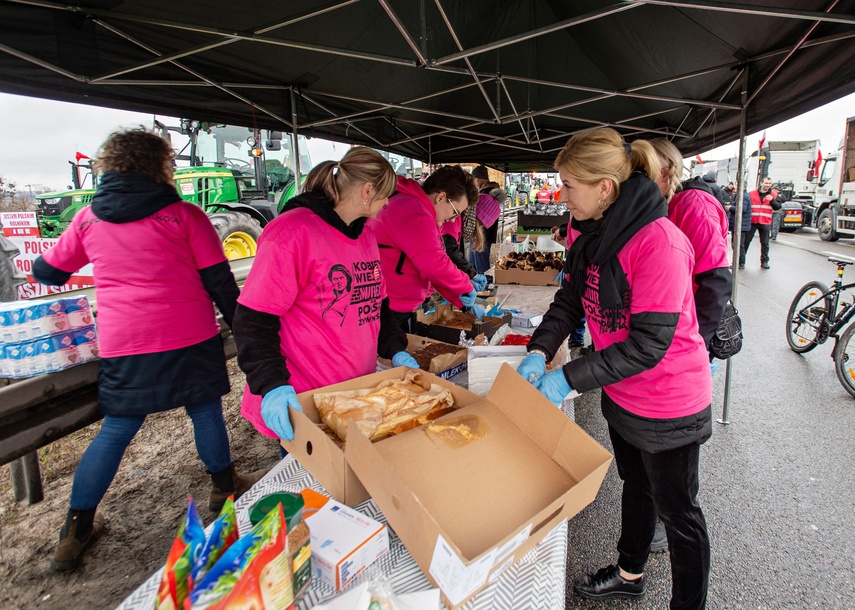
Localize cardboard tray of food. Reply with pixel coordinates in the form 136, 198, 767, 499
413, 305, 511, 344
377, 334, 468, 380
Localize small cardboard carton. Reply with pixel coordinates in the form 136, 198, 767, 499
414, 305, 511, 344
494, 266, 562, 286
302, 489, 389, 591
282, 367, 487, 506
511, 312, 543, 328
377, 334, 468, 380
345, 364, 612, 609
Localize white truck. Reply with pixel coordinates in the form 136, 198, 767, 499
692, 140, 821, 232
810, 116, 855, 241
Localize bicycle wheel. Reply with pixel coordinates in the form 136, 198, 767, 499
786, 281, 829, 353
834, 322, 855, 398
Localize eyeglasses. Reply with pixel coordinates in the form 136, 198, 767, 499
448, 197, 461, 219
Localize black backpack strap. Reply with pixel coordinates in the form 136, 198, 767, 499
378, 244, 407, 275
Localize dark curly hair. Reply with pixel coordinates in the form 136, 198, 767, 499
93, 127, 175, 184
422, 165, 479, 208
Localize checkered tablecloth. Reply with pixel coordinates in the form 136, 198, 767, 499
114, 456, 567, 610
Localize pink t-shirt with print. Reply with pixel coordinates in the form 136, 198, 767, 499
42, 202, 226, 358
578, 218, 711, 419
668, 188, 729, 276
238, 207, 385, 438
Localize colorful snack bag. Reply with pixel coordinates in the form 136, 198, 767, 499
155, 498, 206, 610
191, 497, 238, 584
188, 503, 294, 610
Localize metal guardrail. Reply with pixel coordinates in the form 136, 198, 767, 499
0, 257, 254, 500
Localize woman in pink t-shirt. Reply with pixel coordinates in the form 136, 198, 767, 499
651, 138, 732, 355
517, 129, 711, 609
368, 165, 483, 331
33, 129, 267, 573
233, 147, 415, 443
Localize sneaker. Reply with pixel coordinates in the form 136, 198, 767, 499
649, 518, 668, 553
761, 262, 770, 269
579, 344, 595, 355
575, 565, 646, 600
738, 264, 745, 270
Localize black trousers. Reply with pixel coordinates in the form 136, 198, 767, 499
739, 223, 771, 266
770, 210, 783, 239
608, 425, 710, 610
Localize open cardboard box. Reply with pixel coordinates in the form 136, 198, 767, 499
282, 367, 487, 506
494, 266, 562, 286
285, 364, 612, 608
377, 334, 468, 380
414, 305, 511, 344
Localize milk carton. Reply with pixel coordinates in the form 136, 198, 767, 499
18, 300, 69, 339
4, 340, 46, 378
59, 296, 94, 330
37, 332, 80, 373
71, 326, 99, 362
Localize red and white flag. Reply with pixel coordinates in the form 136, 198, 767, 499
758, 130, 767, 151
814, 149, 823, 178
74, 143, 93, 163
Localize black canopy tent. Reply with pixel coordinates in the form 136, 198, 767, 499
1, 0, 854, 172
2, 0, 855, 422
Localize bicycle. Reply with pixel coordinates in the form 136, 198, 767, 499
786, 256, 855, 397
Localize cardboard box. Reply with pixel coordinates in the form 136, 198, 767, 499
847, 166, 855, 182
511, 312, 543, 328
303, 490, 389, 590
377, 334, 468, 380
282, 367, 488, 506
414, 307, 511, 344
495, 266, 562, 286
345, 365, 612, 608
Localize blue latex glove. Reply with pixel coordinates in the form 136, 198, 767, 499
538, 370, 572, 406
460, 289, 478, 308
517, 353, 547, 385
710, 359, 721, 377
471, 274, 488, 293
261, 385, 303, 441
392, 351, 420, 368
468, 302, 486, 321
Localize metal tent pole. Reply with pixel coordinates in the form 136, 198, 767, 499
720, 72, 749, 425
291, 87, 301, 194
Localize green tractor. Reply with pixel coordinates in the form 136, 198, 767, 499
34, 120, 310, 259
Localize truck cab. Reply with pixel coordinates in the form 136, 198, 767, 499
814, 117, 855, 242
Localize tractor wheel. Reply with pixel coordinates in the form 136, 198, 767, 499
0, 235, 26, 302
208, 212, 263, 260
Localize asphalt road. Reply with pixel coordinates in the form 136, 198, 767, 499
497, 228, 855, 609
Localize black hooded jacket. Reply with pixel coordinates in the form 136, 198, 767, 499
701, 172, 727, 207
233, 190, 408, 396
528, 175, 711, 452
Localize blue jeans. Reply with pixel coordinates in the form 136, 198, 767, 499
468, 248, 491, 274
69, 399, 232, 510
571, 317, 587, 344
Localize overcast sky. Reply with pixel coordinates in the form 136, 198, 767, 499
1, 91, 853, 192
